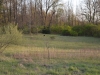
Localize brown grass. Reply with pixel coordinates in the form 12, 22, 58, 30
12, 47, 100, 60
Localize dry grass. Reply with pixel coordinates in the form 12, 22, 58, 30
5, 46, 100, 60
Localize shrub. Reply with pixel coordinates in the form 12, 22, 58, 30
66, 26, 72, 31
0, 23, 23, 53
72, 25, 85, 36
90, 25, 98, 36
72, 25, 98, 37
83, 25, 95, 36
51, 25, 72, 34
96, 25, 100, 37
70, 30, 78, 36
93, 26, 100, 37
62, 26, 72, 36
42, 27, 51, 34
81, 25, 99, 37
62, 30, 71, 36
4, 23, 23, 45
51, 25, 63, 34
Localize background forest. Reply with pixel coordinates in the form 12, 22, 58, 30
0, 0, 100, 37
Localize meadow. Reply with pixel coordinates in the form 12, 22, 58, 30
0, 34, 100, 75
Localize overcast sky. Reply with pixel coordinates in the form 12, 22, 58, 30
62, 0, 82, 6
62, 0, 83, 13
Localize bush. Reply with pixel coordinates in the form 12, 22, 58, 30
83, 25, 94, 36
4, 23, 23, 45
62, 26, 72, 36
62, 30, 71, 36
42, 27, 51, 34
70, 30, 78, 36
72, 25, 85, 36
72, 25, 98, 37
51, 25, 72, 34
93, 25, 100, 37
96, 25, 100, 37
0, 23, 23, 53
51, 25, 64, 34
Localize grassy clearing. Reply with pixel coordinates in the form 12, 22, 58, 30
0, 34, 100, 75
23, 34, 100, 49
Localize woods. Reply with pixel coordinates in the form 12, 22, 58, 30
0, 0, 100, 34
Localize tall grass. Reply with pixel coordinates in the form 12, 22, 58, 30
0, 45, 100, 75
3, 45, 100, 60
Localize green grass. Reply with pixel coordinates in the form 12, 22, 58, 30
0, 34, 100, 75
23, 34, 100, 49
0, 56, 100, 75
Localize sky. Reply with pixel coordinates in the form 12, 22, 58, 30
62, 0, 82, 6
62, 0, 83, 13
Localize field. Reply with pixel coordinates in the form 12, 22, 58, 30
0, 34, 100, 75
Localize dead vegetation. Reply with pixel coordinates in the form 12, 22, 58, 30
12, 48, 100, 60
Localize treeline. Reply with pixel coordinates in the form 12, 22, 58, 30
0, 0, 63, 28
0, 0, 100, 37
49, 24, 100, 37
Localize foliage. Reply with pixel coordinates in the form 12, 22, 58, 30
51, 25, 64, 34
70, 30, 78, 36
72, 25, 100, 37
22, 25, 30, 34
93, 25, 100, 37
50, 24, 100, 37
72, 25, 85, 36
0, 23, 23, 53
4, 23, 23, 45
23, 24, 100, 37
42, 27, 51, 34
51, 25, 72, 35
61, 25, 78, 36
62, 29, 71, 36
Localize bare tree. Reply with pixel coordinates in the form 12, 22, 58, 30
37, 0, 61, 28
81, 0, 100, 24
0, 0, 67, 30
64, 1, 75, 26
